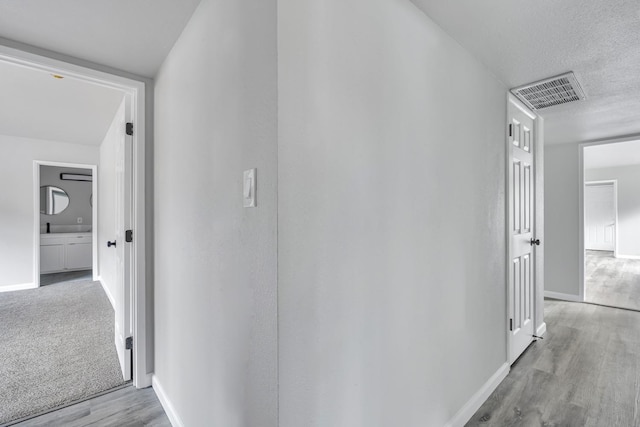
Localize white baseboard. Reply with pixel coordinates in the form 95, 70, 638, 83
153, 375, 184, 427
137, 373, 153, 389
544, 290, 582, 302
536, 322, 547, 337
0, 282, 36, 292
97, 277, 115, 309
615, 254, 640, 260
444, 362, 510, 427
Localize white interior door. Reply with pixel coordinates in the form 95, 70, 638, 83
585, 183, 615, 251
508, 101, 537, 364
114, 96, 133, 381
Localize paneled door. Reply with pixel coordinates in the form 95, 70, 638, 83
508, 100, 538, 364
585, 182, 616, 251
114, 96, 133, 381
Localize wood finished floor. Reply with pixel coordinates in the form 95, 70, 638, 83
9, 386, 170, 427
466, 299, 640, 426
585, 250, 640, 311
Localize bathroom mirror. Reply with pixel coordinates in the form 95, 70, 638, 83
40, 186, 70, 215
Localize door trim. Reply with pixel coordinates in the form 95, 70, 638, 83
506, 93, 543, 364
33, 161, 99, 287
1, 43, 151, 388
584, 180, 617, 256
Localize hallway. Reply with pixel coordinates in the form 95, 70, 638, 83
467, 300, 640, 426
586, 250, 640, 311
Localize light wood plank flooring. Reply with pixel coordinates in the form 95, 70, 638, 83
466, 299, 640, 426
585, 250, 640, 311
9, 386, 170, 427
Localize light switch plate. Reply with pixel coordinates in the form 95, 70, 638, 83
243, 168, 256, 208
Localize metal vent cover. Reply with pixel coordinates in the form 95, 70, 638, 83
511, 72, 586, 110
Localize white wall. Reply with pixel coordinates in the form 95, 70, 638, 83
278, 0, 507, 425
544, 143, 580, 296
586, 165, 640, 257
40, 165, 93, 232
98, 99, 125, 304
153, 0, 277, 425
0, 135, 98, 288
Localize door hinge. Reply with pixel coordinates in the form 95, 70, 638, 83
509, 318, 513, 331
126, 122, 133, 136
125, 336, 133, 350
125, 229, 133, 243
508, 123, 513, 137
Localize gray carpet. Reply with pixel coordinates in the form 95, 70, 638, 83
0, 280, 125, 424
585, 250, 640, 311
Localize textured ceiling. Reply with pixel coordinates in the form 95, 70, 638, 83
0, 60, 124, 145
584, 140, 640, 169
1, 0, 637, 145
0, 0, 202, 77
411, 0, 640, 145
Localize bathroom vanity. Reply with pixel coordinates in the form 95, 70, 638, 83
40, 232, 93, 273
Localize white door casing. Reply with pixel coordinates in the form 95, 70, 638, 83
584, 182, 616, 252
507, 99, 537, 364
114, 94, 133, 381
12, 43, 150, 387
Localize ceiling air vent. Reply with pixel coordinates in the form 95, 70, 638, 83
511, 72, 586, 110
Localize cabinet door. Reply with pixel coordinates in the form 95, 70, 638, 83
65, 243, 92, 270
41, 244, 65, 273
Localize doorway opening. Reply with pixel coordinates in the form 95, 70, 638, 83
37, 163, 97, 287
0, 42, 148, 424
580, 140, 640, 311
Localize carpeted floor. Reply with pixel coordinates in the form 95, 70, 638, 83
0, 280, 125, 425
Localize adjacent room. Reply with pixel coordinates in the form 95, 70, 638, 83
40, 165, 94, 286
0, 59, 131, 424
583, 141, 640, 311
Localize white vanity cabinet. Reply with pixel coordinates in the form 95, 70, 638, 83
40, 233, 93, 273
40, 236, 66, 273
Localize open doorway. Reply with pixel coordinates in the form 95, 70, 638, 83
0, 44, 148, 424
38, 163, 97, 287
581, 140, 640, 311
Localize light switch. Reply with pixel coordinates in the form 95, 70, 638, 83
243, 168, 256, 208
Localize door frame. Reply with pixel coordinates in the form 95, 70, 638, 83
0, 43, 150, 388
583, 180, 618, 256
34, 161, 99, 285
506, 94, 545, 364
578, 136, 640, 302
